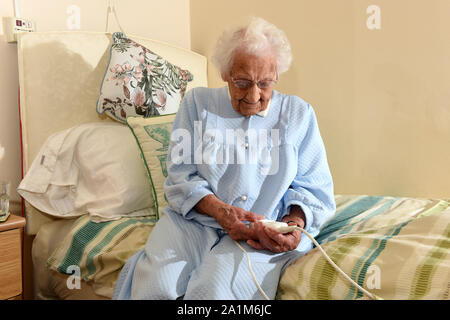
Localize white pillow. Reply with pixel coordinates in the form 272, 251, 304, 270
18, 122, 156, 222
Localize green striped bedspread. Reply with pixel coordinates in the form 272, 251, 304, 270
47, 194, 449, 299
277, 194, 450, 300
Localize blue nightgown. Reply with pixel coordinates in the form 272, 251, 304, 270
113, 86, 335, 300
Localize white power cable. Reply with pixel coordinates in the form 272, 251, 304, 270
235, 226, 381, 300
234, 240, 270, 300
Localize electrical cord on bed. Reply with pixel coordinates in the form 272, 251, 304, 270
234, 240, 271, 300
234, 226, 382, 300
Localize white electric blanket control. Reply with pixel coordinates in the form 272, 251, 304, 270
258, 219, 298, 233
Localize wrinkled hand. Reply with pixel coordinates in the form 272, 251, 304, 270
215, 205, 264, 241
194, 195, 263, 241
246, 221, 302, 253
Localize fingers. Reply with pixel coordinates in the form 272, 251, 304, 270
226, 218, 260, 241
250, 222, 302, 253
217, 205, 298, 250
251, 222, 284, 253
238, 209, 264, 223
246, 239, 265, 250
235, 222, 258, 240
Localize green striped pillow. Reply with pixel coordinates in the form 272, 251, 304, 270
126, 115, 176, 219
277, 195, 450, 300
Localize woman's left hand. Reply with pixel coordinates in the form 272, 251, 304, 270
246, 221, 302, 253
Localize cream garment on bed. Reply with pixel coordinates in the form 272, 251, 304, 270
18, 122, 156, 222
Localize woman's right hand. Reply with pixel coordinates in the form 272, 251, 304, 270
214, 205, 264, 241
194, 194, 263, 241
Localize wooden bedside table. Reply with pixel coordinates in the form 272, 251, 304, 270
0, 214, 26, 300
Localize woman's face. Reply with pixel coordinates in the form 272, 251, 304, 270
223, 50, 277, 116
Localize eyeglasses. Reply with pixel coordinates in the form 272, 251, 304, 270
230, 73, 278, 90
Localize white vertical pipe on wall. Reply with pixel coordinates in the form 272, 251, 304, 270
14, 0, 20, 17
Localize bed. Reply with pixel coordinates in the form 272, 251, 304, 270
16, 32, 449, 300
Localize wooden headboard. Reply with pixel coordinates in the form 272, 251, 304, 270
17, 31, 208, 235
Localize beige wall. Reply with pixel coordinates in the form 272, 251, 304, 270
190, 0, 450, 198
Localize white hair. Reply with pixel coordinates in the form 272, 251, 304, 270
211, 17, 292, 77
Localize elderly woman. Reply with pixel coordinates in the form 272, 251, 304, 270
113, 17, 335, 300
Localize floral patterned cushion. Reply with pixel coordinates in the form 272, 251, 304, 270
96, 32, 193, 123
